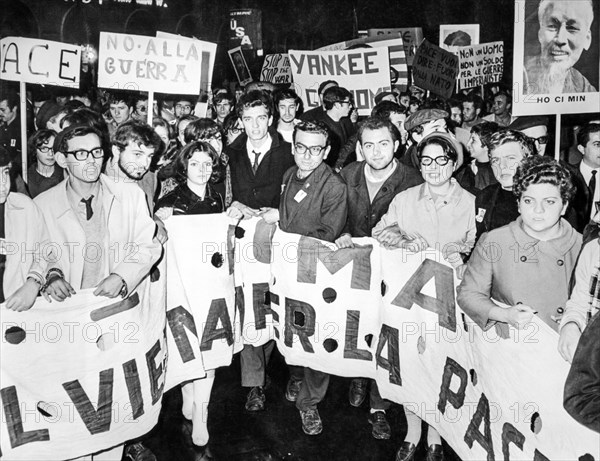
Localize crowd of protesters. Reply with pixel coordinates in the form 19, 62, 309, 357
1, 72, 599, 461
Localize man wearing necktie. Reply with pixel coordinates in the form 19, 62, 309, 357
225, 90, 295, 413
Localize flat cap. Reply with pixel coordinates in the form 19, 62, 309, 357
508, 116, 550, 131
405, 108, 449, 132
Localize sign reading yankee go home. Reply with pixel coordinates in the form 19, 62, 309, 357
98, 32, 201, 94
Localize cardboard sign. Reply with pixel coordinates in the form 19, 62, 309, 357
229, 8, 263, 51
412, 39, 459, 99
0, 281, 166, 459
512, 0, 600, 116
367, 28, 424, 66
260, 54, 292, 84
0, 37, 80, 87
439, 24, 480, 52
156, 31, 217, 94
98, 32, 201, 94
458, 41, 504, 89
228, 47, 253, 86
289, 47, 391, 116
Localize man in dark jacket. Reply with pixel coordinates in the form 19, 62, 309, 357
337, 117, 422, 440
226, 90, 295, 413
260, 120, 348, 436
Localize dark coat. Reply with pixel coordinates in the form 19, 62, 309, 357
226, 131, 294, 209
279, 162, 347, 243
474, 183, 520, 242
564, 311, 600, 433
565, 161, 593, 233
155, 183, 224, 215
340, 160, 423, 237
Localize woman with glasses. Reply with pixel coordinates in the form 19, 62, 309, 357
223, 112, 244, 146
26, 129, 65, 198
373, 132, 475, 461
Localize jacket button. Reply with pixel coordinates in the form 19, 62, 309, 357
382, 187, 388, 193
557, 307, 564, 314
520, 256, 527, 262
557, 259, 564, 266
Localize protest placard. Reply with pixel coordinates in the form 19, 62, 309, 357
97, 32, 201, 95
260, 53, 292, 84
156, 31, 217, 94
512, 0, 600, 116
457, 41, 504, 90
367, 27, 424, 66
289, 47, 391, 116
439, 24, 480, 51
412, 39, 459, 99
228, 47, 253, 86
229, 8, 263, 51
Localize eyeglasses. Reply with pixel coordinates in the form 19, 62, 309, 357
529, 135, 548, 145
64, 147, 104, 161
338, 100, 352, 106
203, 133, 222, 142
228, 126, 243, 135
419, 156, 451, 166
38, 146, 53, 154
294, 143, 326, 156
175, 104, 192, 111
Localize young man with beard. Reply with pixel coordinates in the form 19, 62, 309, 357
274, 88, 301, 143
525, 0, 596, 94
336, 117, 422, 440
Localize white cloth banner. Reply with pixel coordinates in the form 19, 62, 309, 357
0, 278, 166, 460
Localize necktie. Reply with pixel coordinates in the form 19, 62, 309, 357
81, 195, 94, 220
252, 151, 260, 174
588, 170, 597, 215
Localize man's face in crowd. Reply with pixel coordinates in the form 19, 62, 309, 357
226, 118, 244, 145
278, 99, 298, 124
0, 100, 17, 124
521, 125, 549, 156
422, 118, 448, 138
215, 100, 232, 121
450, 107, 463, 126
467, 133, 488, 162
241, 105, 272, 143
538, 0, 593, 72
490, 142, 526, 190
579, 130, 600, 169
388, 112, 408, 144
178, 119, 193, 147
132, 100, 149, 122
114, 141, 155, 181
399, 95, 410, 108
359, 127, 398, 171
462, 102, 479, 123
58, 133, 104, 184
175, 100, 193, 118
0, 165, 11, 204
109, 101, 132, 125
492, 94, 510, 116
293, 130, 329, 176
335, 98, 353, 118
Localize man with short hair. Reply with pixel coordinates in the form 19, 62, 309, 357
274, 88, 301, 143
337, 118, 422, 439
213, 92, 235, 125
483, 91, 514, 127
301, 80, 338, 122
508, 116, 550, 156
402, 108, 452, 169
447, 98, 464, 128
456, 121, 500, 192
131, 95, 150, 123
0, 91, 21, 155
173, 95, 195, 119
525, 0, 596, 94
461, 94, 484, 129
259, 120, 348, 436
225, 90, 294, 412
107, 92, 134, 136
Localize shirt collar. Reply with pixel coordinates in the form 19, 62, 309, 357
580, 160, 598, 183
247, 134, 272, 157
418, 177, 462, 205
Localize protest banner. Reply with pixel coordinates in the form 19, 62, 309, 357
318, 35, 408, 89
512, 0, 600, 117
156, 31, 217, 95
457, 41, 504, 90
228, 47, 253, 86
97, 32, 201, 95
367, 27, 424, 66
164, 214, 238, 391
260, 53, 292, 84
229, 8, 263, 51
289, 48, 391, 116
412, 39, 459, 99
439, 24, 480, 52
0, 279, 166, 460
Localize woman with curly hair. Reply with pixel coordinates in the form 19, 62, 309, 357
458, 155, 582, 332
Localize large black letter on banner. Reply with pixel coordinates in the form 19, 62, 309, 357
284, 297, 316, 352
123, 359, 144, 420
0, 386, 49, 448
63, 369, 114, 434
391, 259, 456, 332
166, 305, 198, 363
438, 357, 467, 413
464, 393, 494, 461
235, 285, 245, 328
375, 324, 401, 385
344, 310, 372, 361
146, 340, 165, 405
533, 450, 550, 461
297, 236, 372, 290
201, 298, 233, 351
501, 423, 524, 461
253, 282, 274, 330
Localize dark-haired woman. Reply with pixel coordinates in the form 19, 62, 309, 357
26, 129, 65, 198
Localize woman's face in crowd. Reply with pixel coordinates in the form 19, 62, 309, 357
518, 183, 567, 238
36, 136, 56, 167
226, 118, 244, 145
203, 132, 223, 156
187, 150, 213, 187
419, 143, 455, 187
490, 142, 525, 190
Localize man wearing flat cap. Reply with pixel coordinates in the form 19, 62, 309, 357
401, 108, 452, 170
